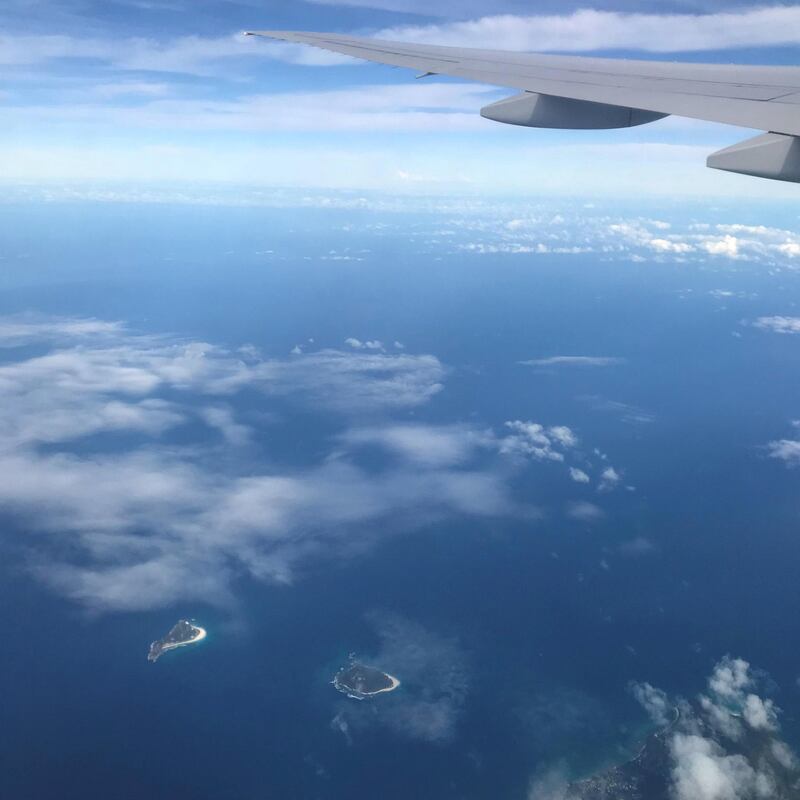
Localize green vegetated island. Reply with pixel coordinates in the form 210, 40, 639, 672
333, 654, 400, 700
148, 620, 207, 663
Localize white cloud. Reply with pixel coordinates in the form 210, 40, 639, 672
700, 655, 780, 740
670, 733, 772, 800
345, 337, 385, 351
650, 237, 695, 254
598, 466, 621, 493
378, 7, 800, 53
0, 32, 350, 72
549, 426, 578, 448
754, 316, 800, 335
260, 348, 445, 412
742, 694, 778, 732
708, 655, 752, 701
771, 741, 798, 771
456, 212, 800, 268
521, 356, 624, 368
1, 81, 499, 136
500, 421, 578, 462
1, 141, 788, 198
341, 424, 488, 468
765, 417, 800, 466
604, 220, 800, 264
569, 467, 590, 484
200, 405, 250, 446
702, 234, 740, 258
626, 658, 797, 800
10, 6, 800, 87
0, 314, 124, 346
0, 317, 502, 611
0, 315, 637, 611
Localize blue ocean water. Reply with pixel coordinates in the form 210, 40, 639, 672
1, 199, 800, 799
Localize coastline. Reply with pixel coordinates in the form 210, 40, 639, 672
333, 665, 401, 699
160, 625, 207, 654
366, 674, 401, 695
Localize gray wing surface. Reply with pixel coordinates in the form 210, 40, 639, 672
246, 30, 800, 183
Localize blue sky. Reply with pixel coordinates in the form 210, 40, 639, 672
3, 0, 800, 197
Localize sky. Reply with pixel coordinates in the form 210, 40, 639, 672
3, 0, 800, 198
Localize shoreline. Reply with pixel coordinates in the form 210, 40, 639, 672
365, 674, 401, 695
160, 625, 207, 654
333, 667, 401, 699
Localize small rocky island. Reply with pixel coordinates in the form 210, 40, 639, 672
333, 654, 400, 700
148, 620, 207, 663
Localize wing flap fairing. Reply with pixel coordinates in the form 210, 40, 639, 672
480, 92, 668, 129
708, 133, 800, 183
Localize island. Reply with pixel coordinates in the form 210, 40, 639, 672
148, 619, 207, 663
332, 655, 400, 700
565, 704, 797, 799
567, 708, 680, 799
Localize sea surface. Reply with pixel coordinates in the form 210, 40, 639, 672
1, 197, 799, 799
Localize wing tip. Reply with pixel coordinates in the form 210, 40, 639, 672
244, 30, 303, 41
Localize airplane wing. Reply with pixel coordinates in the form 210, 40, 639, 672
246, 31, 800, 183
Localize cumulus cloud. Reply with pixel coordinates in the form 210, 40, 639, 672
598, 466, 621, 493
499, 421, 578, 462
526, 658, 797, 798
602, 219, 800, 265
569, 467, 590, 484
764, 420, 800, 468
753, 316, 800, 335
617, 657, 799, 800
670, 733, 774, 800
699, 656, 780, 742
708, 656, 752, 702
345, 337, 385, 351
460, 214, 800, 267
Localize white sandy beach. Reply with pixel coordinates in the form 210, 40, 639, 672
161, 625, 207, 654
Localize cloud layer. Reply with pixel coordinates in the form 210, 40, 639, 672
0, 316, 619, 612
378, 6, 800, 53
